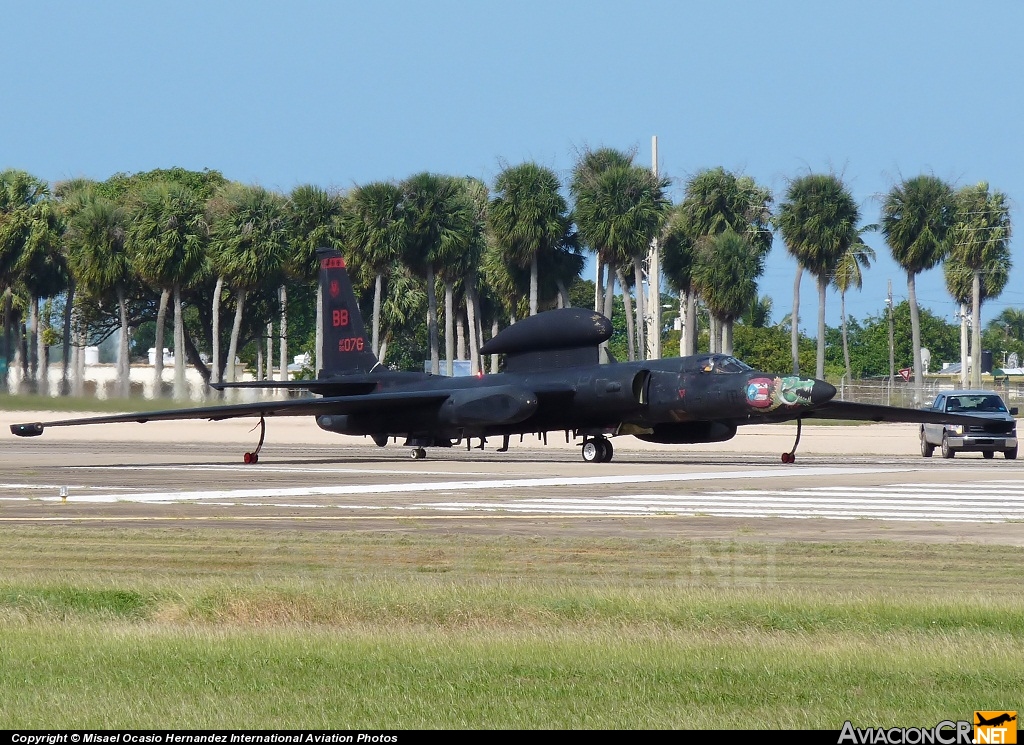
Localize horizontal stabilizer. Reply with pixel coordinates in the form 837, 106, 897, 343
806, 400, 1012, 428
10, 390, 454, 436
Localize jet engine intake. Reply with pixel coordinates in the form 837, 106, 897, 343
316, 414, 352, 434
438, 386, 538, 427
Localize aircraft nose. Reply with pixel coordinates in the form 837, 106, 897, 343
811, 379, 836, 404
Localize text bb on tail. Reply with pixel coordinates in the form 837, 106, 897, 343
318, 246, 378, 377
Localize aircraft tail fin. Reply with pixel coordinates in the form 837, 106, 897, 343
318, 247, 379, 377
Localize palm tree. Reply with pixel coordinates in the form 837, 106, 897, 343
489, 162, 571, 317
52, 178, 97, 395
689, 229, 764, 354
570, 148, 633, 318
401, 173, 474, 375
344, 182, 404, 358
207, 183, 289, 383
832, 242, 876, 383
15, 197, 68, 395
0, 169, 52, 381
572, 154, 669, 360
946, 182, 1012, 387
460, 176, 492, 373
64, 193, 133, 396
669, 168, 772, 355
881, 175, 955, 393
776, 173, 861, 379
128, 181, 208, 399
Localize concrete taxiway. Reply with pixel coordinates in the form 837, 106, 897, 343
2, 414, 1022, 544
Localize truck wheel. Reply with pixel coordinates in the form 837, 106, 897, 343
1006, 447, 1018, 460
941, 433, 955, 459
920, 434, 934, 458
983, 450, 995, 459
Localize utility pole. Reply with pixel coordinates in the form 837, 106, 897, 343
958, 303, 969, 389
887, 280, 895, 406
646, 135, 661, 361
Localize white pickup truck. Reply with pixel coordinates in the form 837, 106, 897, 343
920, 390, 1018, 459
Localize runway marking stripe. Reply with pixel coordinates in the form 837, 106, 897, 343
7, 466, 1023, 523
9, 466, 909, 504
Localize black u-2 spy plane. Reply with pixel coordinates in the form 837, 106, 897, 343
11, 248, 996, 463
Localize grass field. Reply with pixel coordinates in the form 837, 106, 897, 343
0, 527, 1021, 728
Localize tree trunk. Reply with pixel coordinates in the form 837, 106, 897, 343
33, 296, 47, 396
74, 320, 85, 398
685, 290, 697, 356
708, 315, 719, 354
601, 267, 615, 363
791, 266, 802, 375
29, 297, 38, 388
721, 318, 733, 356
907, 271, 924, 400
211, 276, 224, 385
556, 279, 570, 309
117, 285, 130, 398
678, 294, 686, 357
960, 302, 969, 388
633, 257, 645, 361
427, 266, 439, 375
315, 287, 323, 376
60, 282, 75, 396
617, 269, 635, 361
456, 308, 466, 361
266, 320, 273, 380
594, 260, 604, 313
490, 319, 499, 374
465, 280, 480, 375
154, 288, 169, 397
529, 253, 538, 316
173, 284, 186, 400
378, 338, 388, 366
226, 287, 247, 383
444, 279, 455, 376
279, 285, 288, 382
841, 291, 852, 385
816, 273, 827, 380
972, 271, 982, 388
372, 273, 382, 357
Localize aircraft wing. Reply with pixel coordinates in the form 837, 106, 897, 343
802, 400, 1008, 427
10, 391, 452, 437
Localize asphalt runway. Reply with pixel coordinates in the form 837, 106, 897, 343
3, 426, 1023, 545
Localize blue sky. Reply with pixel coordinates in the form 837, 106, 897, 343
3, 1, 1022, 333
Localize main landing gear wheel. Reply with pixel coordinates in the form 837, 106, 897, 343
410, 447, 427, 460
581, 437, 613, 463
243, 416, 266, 464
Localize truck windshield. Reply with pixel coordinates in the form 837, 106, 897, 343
947, 395, 1007, 413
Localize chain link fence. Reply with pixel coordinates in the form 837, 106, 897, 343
835, 378, 1024, 408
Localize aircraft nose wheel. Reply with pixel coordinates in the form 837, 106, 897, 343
780, 418, 802, 464
410, 447, 427, 460
243, 416, 266, 465
581, 437, 613, 463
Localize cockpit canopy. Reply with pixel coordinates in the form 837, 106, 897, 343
680, 354, 754, 374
